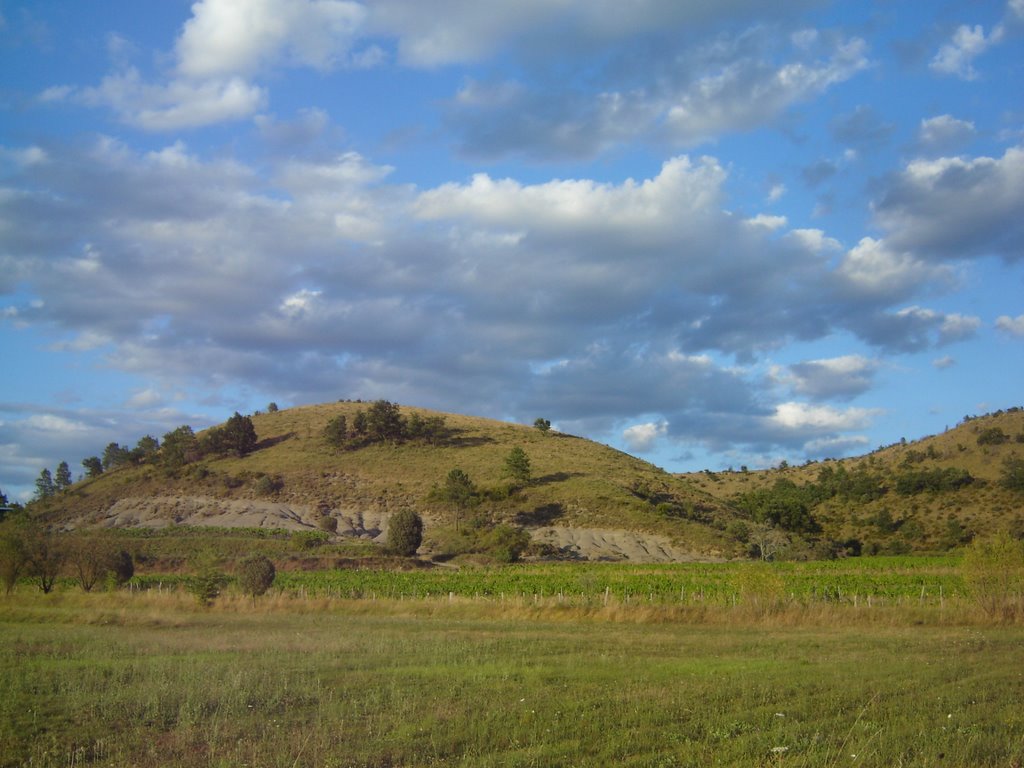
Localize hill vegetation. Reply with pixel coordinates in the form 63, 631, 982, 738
19, 402, 1024, 563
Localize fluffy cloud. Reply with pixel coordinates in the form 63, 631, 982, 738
996, 314, 1024, 336
930, 23, 1004, 80
778, 355, 880, 401
0, 134, 989, 479
176, 0, 367, 77
447, 28, 867, 158
918, 115, 976, 152
78, 69, 266, 130
874, 146, 1024, 262
622, 421, 668, 453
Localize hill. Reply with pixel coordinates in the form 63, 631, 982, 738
33, 402, 1024, 562
40, 401, 742, 561
681, 407, 1024, 556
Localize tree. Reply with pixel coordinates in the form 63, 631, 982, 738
366, 400, 405, 442
82, 456, 104, 478
961, 532, 1024, 620
23, 522, 64, 593
54, 461, 73, 492
222, 412, 258, 457
503, 446, 531, 488
162, 425, 199, 468
324, 415, 348, 448
1001, 455, 1024, 492
132, 435, 160, 464
35, 468, 55, 500
102, 442, 131, 470
387, 509, 423, 556
267, 402, 279, 413
67, 536, 117, 592
441, 468, 477, 531
237, 555, 276, 601
533, 418, 551, 433
0, 514, 28, 594
188, 555, 227, 607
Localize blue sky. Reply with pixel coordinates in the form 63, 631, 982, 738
2, 0, 1023, 501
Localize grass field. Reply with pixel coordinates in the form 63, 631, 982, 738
2, 586, 1023, 767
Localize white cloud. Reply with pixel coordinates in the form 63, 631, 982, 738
932, 355, 956, 369
996, 314, 1024, 336
918, 115, 976, 150
125, 389, 165, 409
770, 402, 876, 433
836, 237, 950, 300
930, 23, 1003, 80
622, 421, 668, 453
176, 0, 366, 77
664, 37, 869, 145
874, 146, 1024, 262
79, 68, 266, 130
781, 355, 880, 401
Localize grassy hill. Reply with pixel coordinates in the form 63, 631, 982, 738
34, 402, 1024, 561
682, 407, 1024, 555
42, 401, 741, 558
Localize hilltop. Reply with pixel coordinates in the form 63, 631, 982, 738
33, 402, 1024, 562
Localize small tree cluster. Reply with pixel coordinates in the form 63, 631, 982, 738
323, 401, 450, 449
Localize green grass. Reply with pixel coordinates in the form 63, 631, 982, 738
2, 591, 1022, 767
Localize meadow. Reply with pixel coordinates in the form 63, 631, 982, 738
2, 558, 1023, 767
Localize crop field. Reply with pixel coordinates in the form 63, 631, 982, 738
129, 555, 968, 606
2, 556, 1023, 768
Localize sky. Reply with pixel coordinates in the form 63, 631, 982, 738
1, 0, 1023, 502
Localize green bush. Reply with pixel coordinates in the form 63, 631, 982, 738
387, 509, 423, 556
237, 555, 276, 599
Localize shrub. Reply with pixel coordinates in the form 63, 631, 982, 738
188, 556, 227, 606
254, 474, 284, 496
317, 515, 338, 534
387, 509, 423, 556
237, 555, 276, 600
961, 533, 1024, 621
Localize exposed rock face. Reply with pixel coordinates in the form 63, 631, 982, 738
86, 496, 712, 562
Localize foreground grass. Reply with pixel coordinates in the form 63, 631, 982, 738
2, 592, 1022, 767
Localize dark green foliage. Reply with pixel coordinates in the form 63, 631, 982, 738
814, 464, 886, 502
893, 467, 973, 495
436, 468, 478, 530
533, 418, 551, 433
352, 410, 368, 435
188, 559, 228, 606
387, 509, 423, 556
253, 474, 284, 496
132, 435, 160, 464
977, 427, 1009, 446
102, 442, 132, 470
734, 480, 820, 534
222, 412, 258, 457
317, 515, 338, 533
483, 524, 530, 563
503, 446, 531, 487
54, 461, 72, 492
34, 468, 55, 500
366, 400, 405, 442
82, 456, 103, 478
110, 549, 134, 585
267, 402, 279, 413
1000, 456, 1024, 492
237, 555, 276, 598
162, 425, 199, 468
324, 414, 348, 448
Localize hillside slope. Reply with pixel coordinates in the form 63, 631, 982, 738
682, 407, 1024, 554
43, 402, 741, 560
